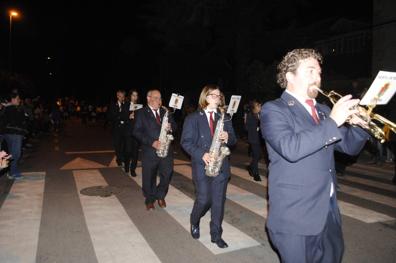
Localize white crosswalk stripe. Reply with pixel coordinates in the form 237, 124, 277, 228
351, 163, 395, 176
340, 175, 396, 192
339, 184, 396, 209
337, 201, 393, 223
0, 172, 45, 263
131, 167, 261, 255
73, 169, 161, 263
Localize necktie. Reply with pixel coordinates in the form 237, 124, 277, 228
209, 111, 214, 137
305, 99, 320, 124
155, 109, 161, 124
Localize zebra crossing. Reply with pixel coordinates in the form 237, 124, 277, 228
0, 172, 45, 263
0, 159, 395, 262
74, 169, 161, 263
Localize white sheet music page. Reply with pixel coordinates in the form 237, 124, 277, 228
130, 103, 143, 111
360, 71, 396, 106
169, 93, 184, 109
227, 95, 241, 115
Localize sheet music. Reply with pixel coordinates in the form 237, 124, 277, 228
227, 95, 241, 115
169, 93, 184, 109
129, 103, 143, 111
360, 71, 396, 106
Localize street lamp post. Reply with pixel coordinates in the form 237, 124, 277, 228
8, 10, 19, 72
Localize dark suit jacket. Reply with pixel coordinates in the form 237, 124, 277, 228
180, 110, 237, 180
246, 112, 261, 144
261, 91, 369, 235
108, 101, 129, 130
133, 106, 177, 156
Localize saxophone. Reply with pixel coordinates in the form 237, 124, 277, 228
205, 112, 231, 177
156, 107, 174, 158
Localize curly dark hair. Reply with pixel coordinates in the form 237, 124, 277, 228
276, 49, 323, 89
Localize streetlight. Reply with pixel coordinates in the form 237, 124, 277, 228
8, 10, 19, 72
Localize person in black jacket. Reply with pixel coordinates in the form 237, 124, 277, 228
1, 92, 28, 180
246, 100, 263, 181
123, 89, 140, 177
108, 90, 129, 166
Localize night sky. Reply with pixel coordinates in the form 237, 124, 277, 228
0, 0, 372, 103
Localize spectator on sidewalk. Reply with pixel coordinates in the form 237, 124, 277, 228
1, 91, 29, 180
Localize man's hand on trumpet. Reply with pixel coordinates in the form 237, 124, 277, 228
329, 95, 360, 127
348, 109, 370, 129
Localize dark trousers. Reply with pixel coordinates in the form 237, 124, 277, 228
249, 143, 261, 175
112, 127, 125, 163
141, 152, 173, 204
268, 197, 344, 263
3, 134, 23, 177
124, 134, 139, 171
190, 173, 229, 240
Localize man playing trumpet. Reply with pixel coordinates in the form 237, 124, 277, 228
261, 49, 370, 263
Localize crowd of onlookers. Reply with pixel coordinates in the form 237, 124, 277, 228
0, 90, 114, 180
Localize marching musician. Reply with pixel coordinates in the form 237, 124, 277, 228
180, 85, 236, 248
261, 49, 370, 263
123, 89, 140, 177
133, 89, 176, 210
108, 90, 128, 166
245, 99, 263, 181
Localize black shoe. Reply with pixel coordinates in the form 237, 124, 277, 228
124, 165, 130, 173
211, 238, 228, 248
190, 224, 200, 239
246, 166, 253, 177
253, 174, 262, 181
130, 170, 137, 177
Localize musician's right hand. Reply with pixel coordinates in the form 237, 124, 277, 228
329, 95, 360, 127
202, 153, 211, 165
129, 112, 134, 119
152, 140, 161, 150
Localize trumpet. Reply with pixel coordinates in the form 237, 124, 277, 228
315, 88, 396, 143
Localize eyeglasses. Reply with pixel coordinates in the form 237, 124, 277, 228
207, 93, 222, 98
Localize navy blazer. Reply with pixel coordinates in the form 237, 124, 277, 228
180, 110, 237, 180
261, 91, 369, 235
133, 106, 177, 156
